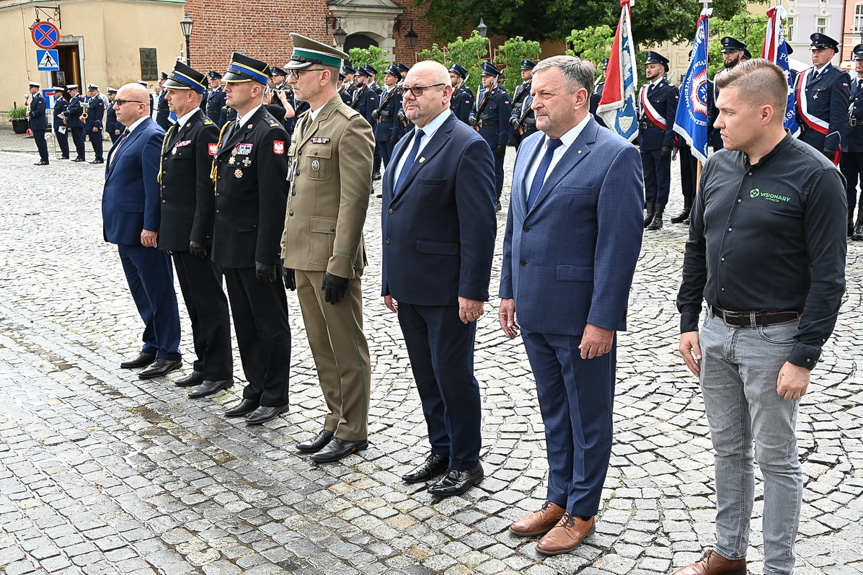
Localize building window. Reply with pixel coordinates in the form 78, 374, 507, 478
816, 16, 828, 35
856, 4, 863, 33
786, 15, 796, 42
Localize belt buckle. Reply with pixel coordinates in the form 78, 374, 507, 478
852, 118, 859, 127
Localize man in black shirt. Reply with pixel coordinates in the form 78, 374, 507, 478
675, 60, 846, 575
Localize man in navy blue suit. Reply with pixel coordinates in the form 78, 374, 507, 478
381, 61, 497, 497
103, 83, 182, 379
499, 55, 643, 555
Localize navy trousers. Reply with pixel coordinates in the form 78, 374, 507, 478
678, 143, 698, 198
32, 129, 48, 162
640, 148, 671, 205
89, 128, 104, 161
222, 267, 291, 407
117, 243, 181, 360
398, 302, 481, 470
55, 127, 69, 158
71, 127, 86, 159
840, 151, 863, 218
172, 251, 232, 380
522, 328, 616, 517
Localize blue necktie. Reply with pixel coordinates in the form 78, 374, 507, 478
526, 138, 563, 211
394, 129, 424, 195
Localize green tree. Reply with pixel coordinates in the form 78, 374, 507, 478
707, 14, 769, 78
566, 25, 614, 78
415, 0, 753, 47
348, 46, 390, 88
418, 31, 489, 92
495, 36, 541, 93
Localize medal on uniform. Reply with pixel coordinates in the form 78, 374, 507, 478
234, 169, 243, 179
228, 157, 236, 165
231, 148, 238, 156
172, 146, 178, 155
311, 159, 320, 172
242, 157, 251, 167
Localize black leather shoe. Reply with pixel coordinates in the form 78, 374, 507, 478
427, 464, 484, 497
72, 157, 86, 162
174, 370, 204, 387
245, 404, 289, 426
225, 399, 258, 417
188, 379, 233, 398
34, 160, 49, 165
89, 159, 104, 164
138, 358, 181, 379
120, 352, 156, 369
402, 453, 449, 484
310, 438, 368, 463
296, 429, 334, 453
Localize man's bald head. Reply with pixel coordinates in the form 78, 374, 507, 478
406, 61, 450, 87
115, 82, 152, 127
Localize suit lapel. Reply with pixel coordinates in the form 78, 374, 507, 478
393, 114, 456, 200
106, 121, 148, 178
528, 119, 598, 213
297, 96, 341, 149
515, 135, 544, 216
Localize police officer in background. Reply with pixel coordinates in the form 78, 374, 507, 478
842, 44, 863, 240
371, 64, 404, 171
28, 82, 49, 165
365, 65, 385, 180
105, 88, 122, 143
269, 66, 297, 134
85, 84, 105, 164
52, 86, 70, 160
204, 71, 227, 127
509, 59, 536, 149
155, 73, 172, 130
448, 63, 474, 125
707, 37, 746, 151
638, 51, 679, 231
158, 61, 234, 398
470, 62, 511, 210
211, 53, 291, 426
353, 66, 380, 178
795, 33, 850, 165
66, 84, 86, 162
340, 64, 355, 104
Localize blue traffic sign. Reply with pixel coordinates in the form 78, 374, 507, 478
36, 49, 59, 71
31, 22, 60, 49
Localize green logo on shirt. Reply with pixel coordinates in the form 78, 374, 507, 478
750, 188, 790, 203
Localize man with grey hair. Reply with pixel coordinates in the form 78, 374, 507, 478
499, 55, 643, 555
676, 59, 846, 575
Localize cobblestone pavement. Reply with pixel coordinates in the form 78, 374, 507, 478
1, 126, 862, 575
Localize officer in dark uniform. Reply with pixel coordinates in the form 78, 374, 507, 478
340, 64, 355, 104
448, 63, 474, 125
371, 64, 404, 171
638, 51, 679, 230
269, 66, 298, 134
589, 58, 609, 128
842, 44, 863, 240
52, 86, 69, 160
469, 62, 511, 209
363, 65, 385, 180
105, 88, 123, 143
211, 53, 291, 425
706, 36, 746, 151
27, 82, 49, 165
795, 33, 850, 166
155, 73, 172, 130
85, 84, 105, 164
205, 71, 227, 127
509, 59, 537, 149
353, 66, 380, 178
158, 61, 234, 397
66, 84, 86, 161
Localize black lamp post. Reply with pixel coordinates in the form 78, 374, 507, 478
334, 20, 347, 48
405, 24, 418, 49
476, 18, 487, 38
180, 12, 194, 67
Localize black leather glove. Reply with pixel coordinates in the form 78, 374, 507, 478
189, 240, 208, 258
371, 109, 381, 121
389, 135, 399, 146
509, 117, 520, 131
660, 146, 673, 159
468, 115, 478, 127
321, 272, 349, 304
255, 261, 277, 283
495, 144, 507, 157
281, 264, 296, 291
822, 148, 835, 160
397, 110, 407, 123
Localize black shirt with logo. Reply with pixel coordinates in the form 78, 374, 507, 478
677, 133, 847, 368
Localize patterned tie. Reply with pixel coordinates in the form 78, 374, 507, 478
109, 128, 131, 167
394, 129, 425, 195
527, 138, 563, 211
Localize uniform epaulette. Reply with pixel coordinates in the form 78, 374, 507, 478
268, 120, 280, 127
337, 105, 361, 120
203, 118, 214, 125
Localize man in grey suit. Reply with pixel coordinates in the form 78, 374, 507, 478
499, 55, 643, 556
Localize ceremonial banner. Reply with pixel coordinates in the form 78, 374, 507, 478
762, 5, 800, 136
673, 9, 711, 163
597, 0, 638, 141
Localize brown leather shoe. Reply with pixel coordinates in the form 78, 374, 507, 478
535, 512, 595, 556
509, 500, 565, 537
672, 549, 747, 575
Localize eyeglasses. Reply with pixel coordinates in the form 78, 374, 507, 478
289, 68, 326, 79
114, 99, 146, 106
401, 83, 445, 98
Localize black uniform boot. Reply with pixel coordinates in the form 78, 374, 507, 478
643, 202, 656, 228
849, 212, 855, 238
854, 213, 863, 241
671, 197, 693, 224
647, 204, 665, 231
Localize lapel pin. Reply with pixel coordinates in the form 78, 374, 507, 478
577, 150, 582, 154
418, 157, 425, 163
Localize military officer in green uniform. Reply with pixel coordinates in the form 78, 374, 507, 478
282, 33, 375, 463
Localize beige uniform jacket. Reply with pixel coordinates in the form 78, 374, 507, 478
281, 94, 375, 278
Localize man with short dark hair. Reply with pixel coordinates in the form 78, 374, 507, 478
676, 59, 846, 575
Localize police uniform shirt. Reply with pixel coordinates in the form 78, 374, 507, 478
845, 75, 863, 152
